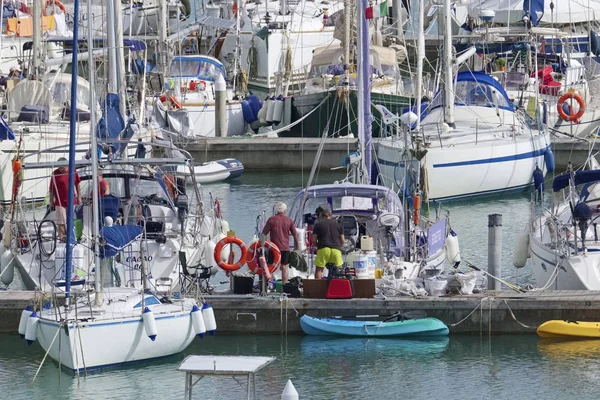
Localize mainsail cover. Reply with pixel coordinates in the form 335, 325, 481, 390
523, 0, 544, 26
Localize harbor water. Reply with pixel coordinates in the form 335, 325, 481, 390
2, 333, 600, 399
0, 171, 563, 399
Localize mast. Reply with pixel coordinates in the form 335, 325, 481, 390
157, 0, 169, 78
106, 0, 118, 93
356, 0, 372, 183
64, 0, 82, 309
114, 0, 127, 117
32, 0, 42, 77
88, 0, 101, 300
442, 0, 454, 126
415, 0, 424, 131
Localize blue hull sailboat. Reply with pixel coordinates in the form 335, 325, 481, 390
300, 315, 449, 337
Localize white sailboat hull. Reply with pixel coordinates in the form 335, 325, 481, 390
36, 301, 197, 372
378, 134, 550, 201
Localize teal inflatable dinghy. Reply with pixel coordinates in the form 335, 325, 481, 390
300, 314, 449, 337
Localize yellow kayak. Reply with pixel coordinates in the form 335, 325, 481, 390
537, 320, 600, 339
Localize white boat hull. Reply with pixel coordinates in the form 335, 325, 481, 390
378, 135, 550, 201
36, 300, 197, 372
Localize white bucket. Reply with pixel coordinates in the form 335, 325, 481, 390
424, 278, 448, 297
351, 251, 377, 279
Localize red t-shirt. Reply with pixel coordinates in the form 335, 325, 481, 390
262, 213, 297, 251
50, 168, 81, 207
91, 179, 109, 198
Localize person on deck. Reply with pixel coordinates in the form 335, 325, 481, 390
312, 209, 344, 279
97, 170, 110, 197
262, 202, 298, 284
49, 157, 81, 241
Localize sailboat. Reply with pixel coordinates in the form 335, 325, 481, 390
377, 0, 552, 202
262, 0, 449, 283
20, 0, 212, 373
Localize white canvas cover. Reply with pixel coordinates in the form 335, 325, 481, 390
464, 0, 600, 25
7, 80, 51, 121
42, 73, 93, 110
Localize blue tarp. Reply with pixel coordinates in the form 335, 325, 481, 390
0, 116, 15, 140
552, 170, 600, 192
427, 218, 446, 256
100, 225, 143, 258
97, 93, 125, 152
523, 0, 544, 27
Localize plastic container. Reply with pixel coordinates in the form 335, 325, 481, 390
275, 279, 283, 293
424, 278, 448, 297
350, 251, 377, 279
360, 236, 373, 251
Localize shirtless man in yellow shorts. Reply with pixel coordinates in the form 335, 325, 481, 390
311, 210, 345, 279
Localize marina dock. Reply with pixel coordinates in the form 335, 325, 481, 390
187, 137, 595, 171
2, 290, 599, 335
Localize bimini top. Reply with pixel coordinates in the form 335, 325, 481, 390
429, 71, 514, 113
289, 182, 403, 225
552, 170, 600, 192
169, 55, 226, 81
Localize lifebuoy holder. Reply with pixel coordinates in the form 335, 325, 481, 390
246, 240, 281, 275
214, 236, 247, 272
557, 91, 585, 124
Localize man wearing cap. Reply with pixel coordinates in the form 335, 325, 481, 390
262, 202, 298, 284
49, 157, 82, 241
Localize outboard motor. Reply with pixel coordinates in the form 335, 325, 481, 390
573, 202, 592, 250
176, 193, 189, 225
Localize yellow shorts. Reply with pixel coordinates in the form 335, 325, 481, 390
315, 248, 343, 268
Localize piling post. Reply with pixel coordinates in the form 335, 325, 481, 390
281, 379, 299, 400
487, 214, 503, 291
215, 74, 227, 137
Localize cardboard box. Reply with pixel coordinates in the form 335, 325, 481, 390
303, 279, 327, 298
354, 279, 376, 298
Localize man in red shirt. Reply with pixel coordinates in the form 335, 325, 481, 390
49, 157, 82, 241
262, 202, 298, 284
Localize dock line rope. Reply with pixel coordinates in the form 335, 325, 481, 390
503, 299, 537, 329
449, 297, 491, 328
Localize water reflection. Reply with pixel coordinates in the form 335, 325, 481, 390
300, 336, 450, 357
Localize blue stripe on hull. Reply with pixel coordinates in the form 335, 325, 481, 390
432, 146, 548, 168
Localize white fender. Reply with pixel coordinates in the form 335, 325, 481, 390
445, 231, 461, 266
191, 305, 206, 338
25, 311, 39, 345
142, 307, 158, 341
266, 98, 275, 124
0, 250, 15, 287
204, 239, 217, 268
258, 101, 268, 125
272, 99, 284, 124
18, 306, 33, 338
513, 231, 530, 268
202, 303, 217, 335
296, 228, 306, 252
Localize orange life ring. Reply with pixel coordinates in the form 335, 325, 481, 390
557, 92, 585, 123
159, 94, 182, 109
246, 240, 281, 275
214, 236, 247, 272
43, 0, 66, 15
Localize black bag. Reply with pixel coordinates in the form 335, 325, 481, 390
283, 283, 301, 298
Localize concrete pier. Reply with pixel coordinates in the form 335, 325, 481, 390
187, 137, 358, 171
3, 290, 600, 335
185, 137, 593, 172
